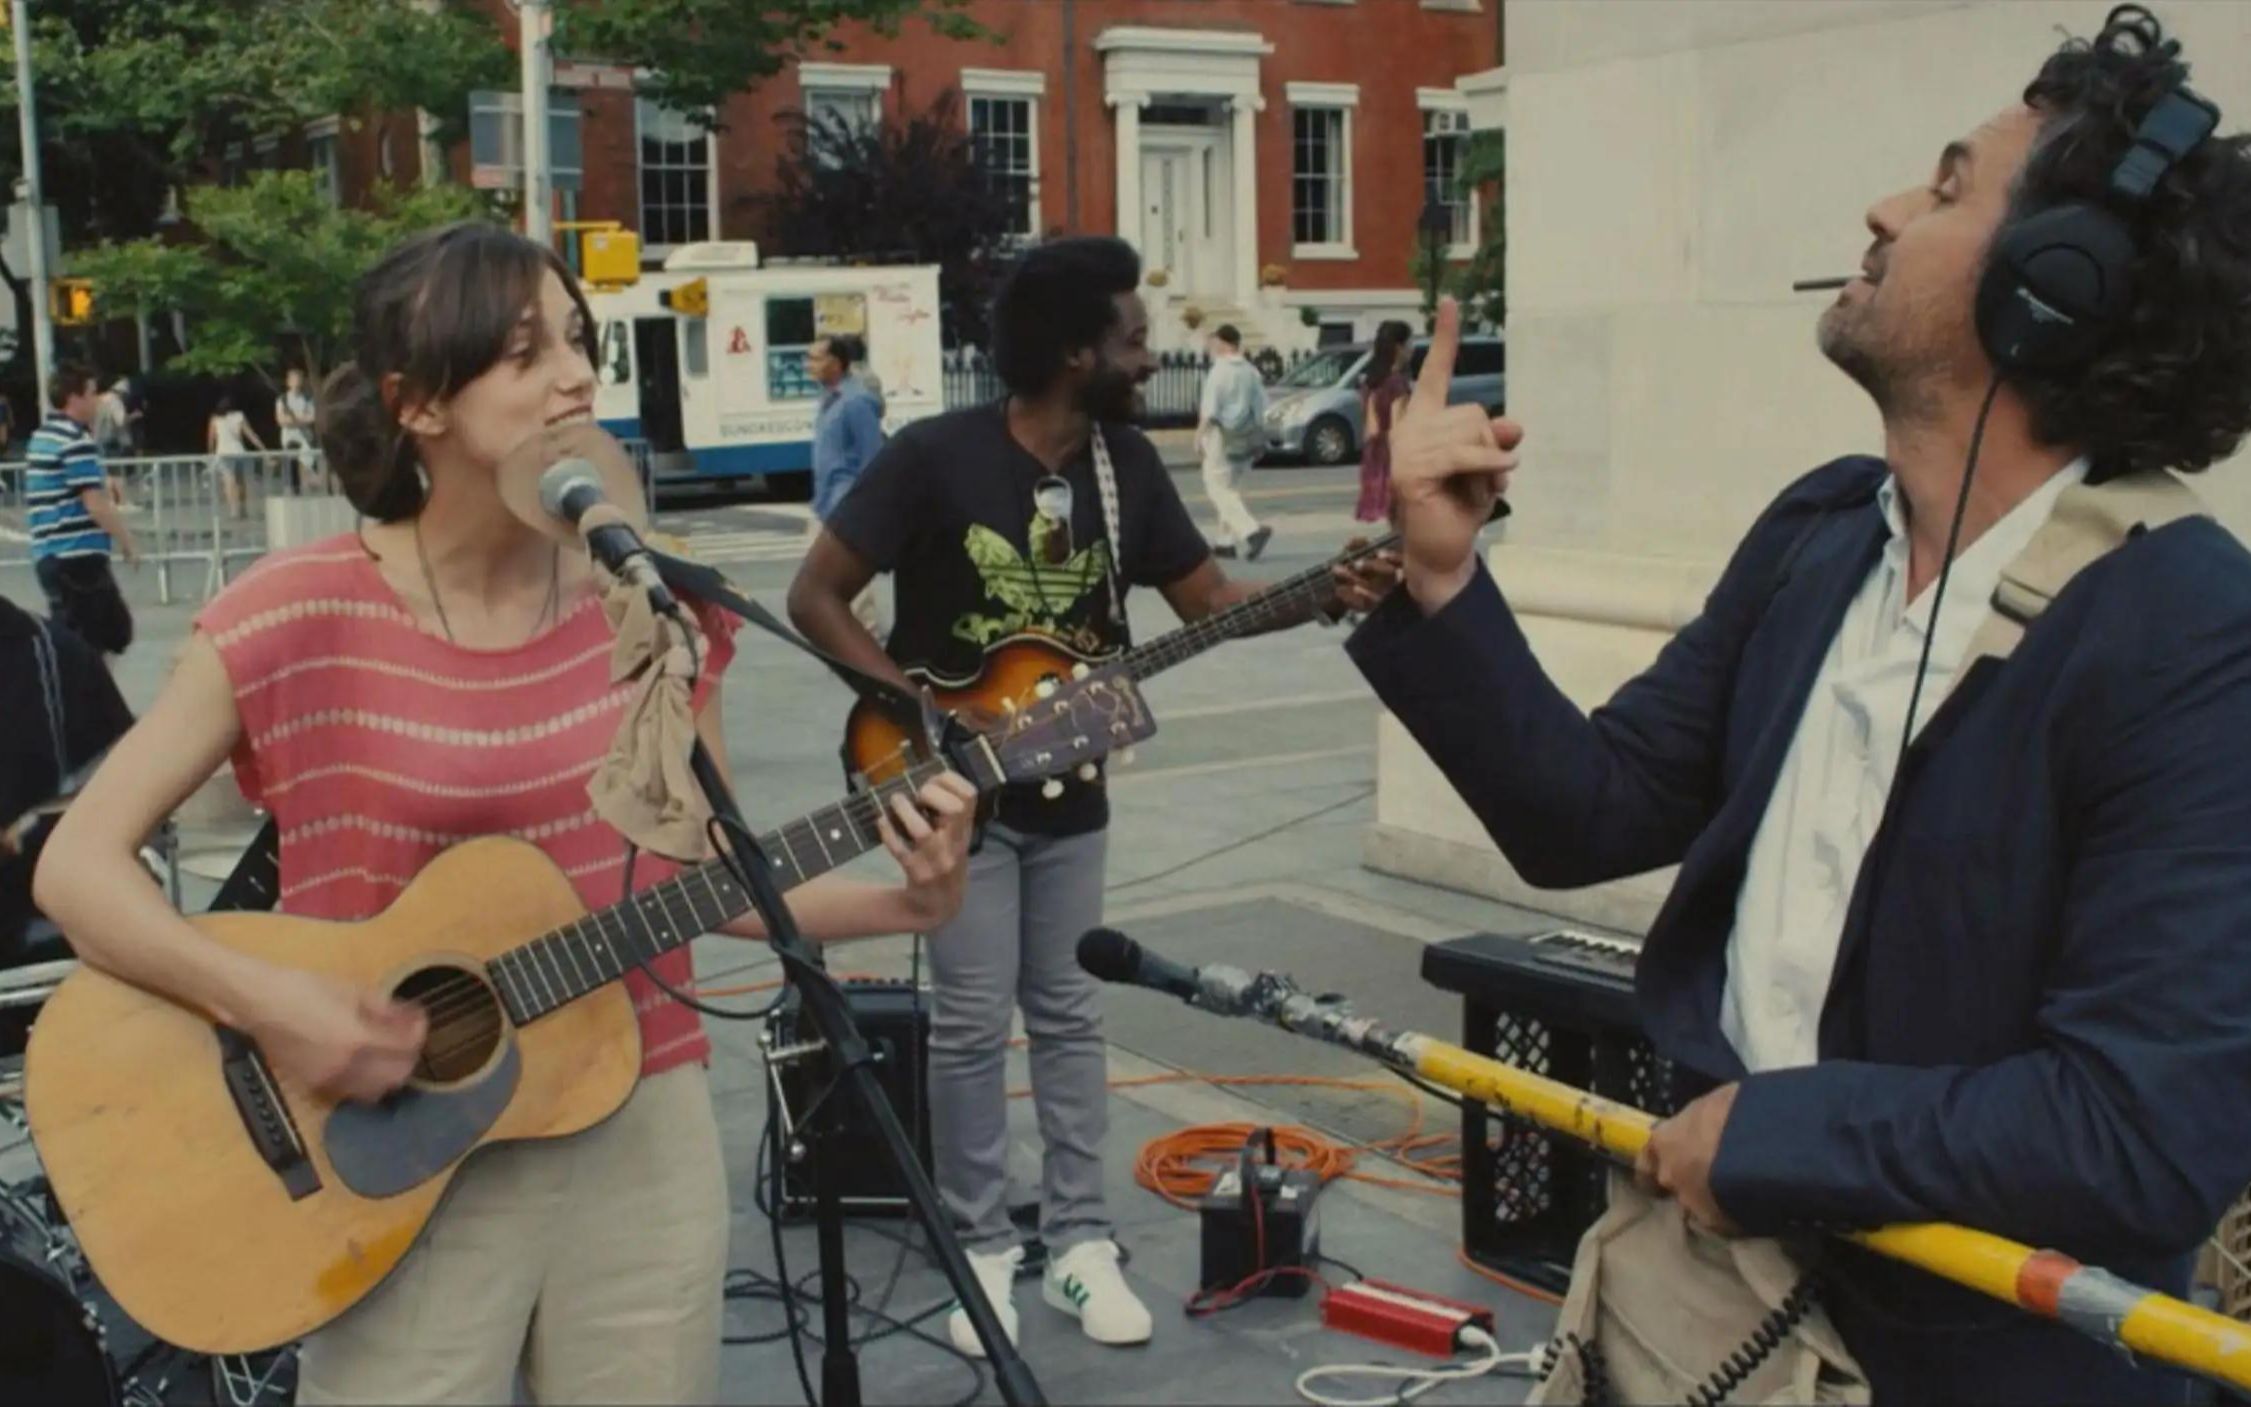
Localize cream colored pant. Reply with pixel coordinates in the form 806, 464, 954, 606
296, 1063, 728, 1406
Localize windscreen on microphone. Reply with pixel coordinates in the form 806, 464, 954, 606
1076, 927, 1143, 984
537, 458, 608, 525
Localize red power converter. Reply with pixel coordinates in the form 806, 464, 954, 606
1321, 1279, 1496, 1359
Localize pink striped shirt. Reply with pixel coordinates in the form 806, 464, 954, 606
194, 533, 740, 1076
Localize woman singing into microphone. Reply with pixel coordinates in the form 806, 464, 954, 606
34, 220, 977, 1403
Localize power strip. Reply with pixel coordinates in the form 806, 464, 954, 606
1320, 1278, 1495, 1358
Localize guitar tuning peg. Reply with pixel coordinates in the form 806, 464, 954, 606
1033, 679, 1059, 700
1118, 748, 1137, 767
1000, 697, 1020, 715
1070, 662, 1091, 680
1041, 778, 1065, 800
1077, 762, 1098, 782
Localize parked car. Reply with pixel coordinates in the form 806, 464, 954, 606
1262, 335, 1506, 465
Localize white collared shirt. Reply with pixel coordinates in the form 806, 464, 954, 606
1720, 457, 2088, 1073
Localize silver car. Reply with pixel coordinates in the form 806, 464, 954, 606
1262, 335, 1506, 465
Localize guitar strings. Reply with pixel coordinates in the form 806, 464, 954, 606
382, 774, 948, 1034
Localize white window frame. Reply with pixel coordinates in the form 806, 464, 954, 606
964, 69, 1045, 241
800, 61, 891, 141
1286, 82, 1358, 260
1421, 0, 1484, 10
304, 116, 341, 206
1417, 94, 1478, 257
468, 89, 585, 194
634, 97, 720, 255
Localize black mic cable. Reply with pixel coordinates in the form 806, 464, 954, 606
1896, 371, 2006, 774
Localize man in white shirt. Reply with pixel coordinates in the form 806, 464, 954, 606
1195, 324, 1270, 560
276, 367, 320, 491
1346, 8, 2251, 1401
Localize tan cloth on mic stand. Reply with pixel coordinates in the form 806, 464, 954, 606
586, 563, 712, 861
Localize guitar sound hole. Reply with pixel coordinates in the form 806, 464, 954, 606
395, 965, 504, 1086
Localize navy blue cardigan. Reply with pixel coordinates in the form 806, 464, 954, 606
1349, 457, 2251, 1403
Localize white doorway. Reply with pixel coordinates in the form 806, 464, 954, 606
1138, 125, 1233, 301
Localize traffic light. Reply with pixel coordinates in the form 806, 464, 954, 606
659, 277, 708, 317
49, 278, 93, 325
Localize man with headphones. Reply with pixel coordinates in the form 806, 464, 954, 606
1348, 7, 2251, 1400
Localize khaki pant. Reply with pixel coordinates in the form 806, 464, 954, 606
297, 1063, 729, 1406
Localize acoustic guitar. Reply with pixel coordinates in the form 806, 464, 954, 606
24, 667, 1154, 1356
844, 531, 1401, 786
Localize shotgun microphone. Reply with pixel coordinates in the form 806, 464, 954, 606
1076, 928, 1258, 1015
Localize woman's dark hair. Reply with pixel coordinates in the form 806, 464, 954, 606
212, 394, 236, 415
1364, 319, 1413, 388
2005, 4, 2251, 478
990, 236, 1141, 395
321, 220, 597, 520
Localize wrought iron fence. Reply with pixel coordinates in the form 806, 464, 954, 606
939, 346, 1314, 426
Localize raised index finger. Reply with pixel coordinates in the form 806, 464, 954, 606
1409, 296, 1463, 415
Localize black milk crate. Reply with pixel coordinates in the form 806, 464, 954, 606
1419, 929, 1681, 1295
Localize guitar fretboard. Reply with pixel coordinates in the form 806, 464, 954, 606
488, 759, 947, 1024
1121, 533, 1400, 680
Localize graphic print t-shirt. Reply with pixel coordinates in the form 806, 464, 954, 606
826, 402, 1209, 836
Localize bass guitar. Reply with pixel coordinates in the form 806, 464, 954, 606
25, 666, 1154, 1355
844, 531, 1399, 785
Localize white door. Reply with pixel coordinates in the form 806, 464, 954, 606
1139, 131, 1231, 298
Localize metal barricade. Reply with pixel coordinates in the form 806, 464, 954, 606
107, 449, 331, 604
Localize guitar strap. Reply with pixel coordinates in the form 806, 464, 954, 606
1089, 424, 1131, 643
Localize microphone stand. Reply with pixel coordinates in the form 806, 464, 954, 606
684, 727, 1044, 1407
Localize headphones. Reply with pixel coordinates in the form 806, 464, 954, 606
1975, 82, 2219, 372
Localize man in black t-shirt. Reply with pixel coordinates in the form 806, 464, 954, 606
790, 237, 1393, 1361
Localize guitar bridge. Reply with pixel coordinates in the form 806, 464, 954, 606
217, 1026, 321, 1201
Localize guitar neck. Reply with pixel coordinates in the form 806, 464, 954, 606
1120, 531, 1401, 681
488, 760, 946, 1024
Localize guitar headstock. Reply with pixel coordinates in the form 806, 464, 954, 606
942, 663, 1158, 792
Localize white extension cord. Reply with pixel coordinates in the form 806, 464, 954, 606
1294, 1325, 1545, 1407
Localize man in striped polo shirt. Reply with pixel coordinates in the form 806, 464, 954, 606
28, 363, 136, 656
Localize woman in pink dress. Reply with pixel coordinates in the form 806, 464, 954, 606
1354, 319, 1414, 523
35, 220, 977, 1403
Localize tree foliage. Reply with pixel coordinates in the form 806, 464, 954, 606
761, 93, 1025, 347
73, 172, 494, 386
1413, 129, 1505, 332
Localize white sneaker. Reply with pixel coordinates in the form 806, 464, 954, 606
1042, 1239, 1153, 1346
946, 1243, 1024, 1360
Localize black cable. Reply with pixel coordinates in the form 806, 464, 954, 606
618, 824, 790, 1022
1315, 1251, 1370, 1283
1386, 1065, 1470, 1115
1896, 372, 2006, 774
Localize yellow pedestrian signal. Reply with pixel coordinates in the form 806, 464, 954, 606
660, 277, 708, 317
50, 279, 93, 325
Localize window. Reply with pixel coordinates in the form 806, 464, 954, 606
683, 319, 709, 380
766, 297, 819, 401
305, 119, 341, 206
1292, 107, 1350, 251
637, 99, 713, 249
599, 322, 633, 386
468, 90, 584, 193
806, 88, 878, 137
1422, 106, 1474, 251
969, 95, 1038, 238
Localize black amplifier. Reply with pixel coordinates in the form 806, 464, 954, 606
761, 979, 933, 1218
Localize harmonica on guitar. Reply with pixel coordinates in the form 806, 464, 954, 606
24, 667, 1156, 1356
843, 531, 1402, 786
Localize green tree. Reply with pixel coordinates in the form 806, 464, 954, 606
73, 171, 493, 387
1413, 130, 1505, 332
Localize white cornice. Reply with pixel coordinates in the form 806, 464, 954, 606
961, 67, 1046, 99
797, 62, 892, 94
1286, 81, 1360, 109
1094, 27, 1273, 59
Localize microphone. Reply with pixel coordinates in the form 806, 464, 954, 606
1076, 928, 1256, 1015
537, 458, 679, 617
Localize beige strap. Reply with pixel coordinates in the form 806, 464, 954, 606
586, 563, 712, 861
1938, 469, 2204, 713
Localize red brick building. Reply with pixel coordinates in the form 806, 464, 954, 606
335, 0, 1504, 349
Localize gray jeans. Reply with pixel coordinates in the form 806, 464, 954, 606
926, 822, 1110, 1253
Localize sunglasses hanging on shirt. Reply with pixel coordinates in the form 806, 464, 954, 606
1032, 475, 1075, 566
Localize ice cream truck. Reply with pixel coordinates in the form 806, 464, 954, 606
585, 241, 945, 490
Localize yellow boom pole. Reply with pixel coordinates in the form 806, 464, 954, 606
1235, 981, 2251, 1392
